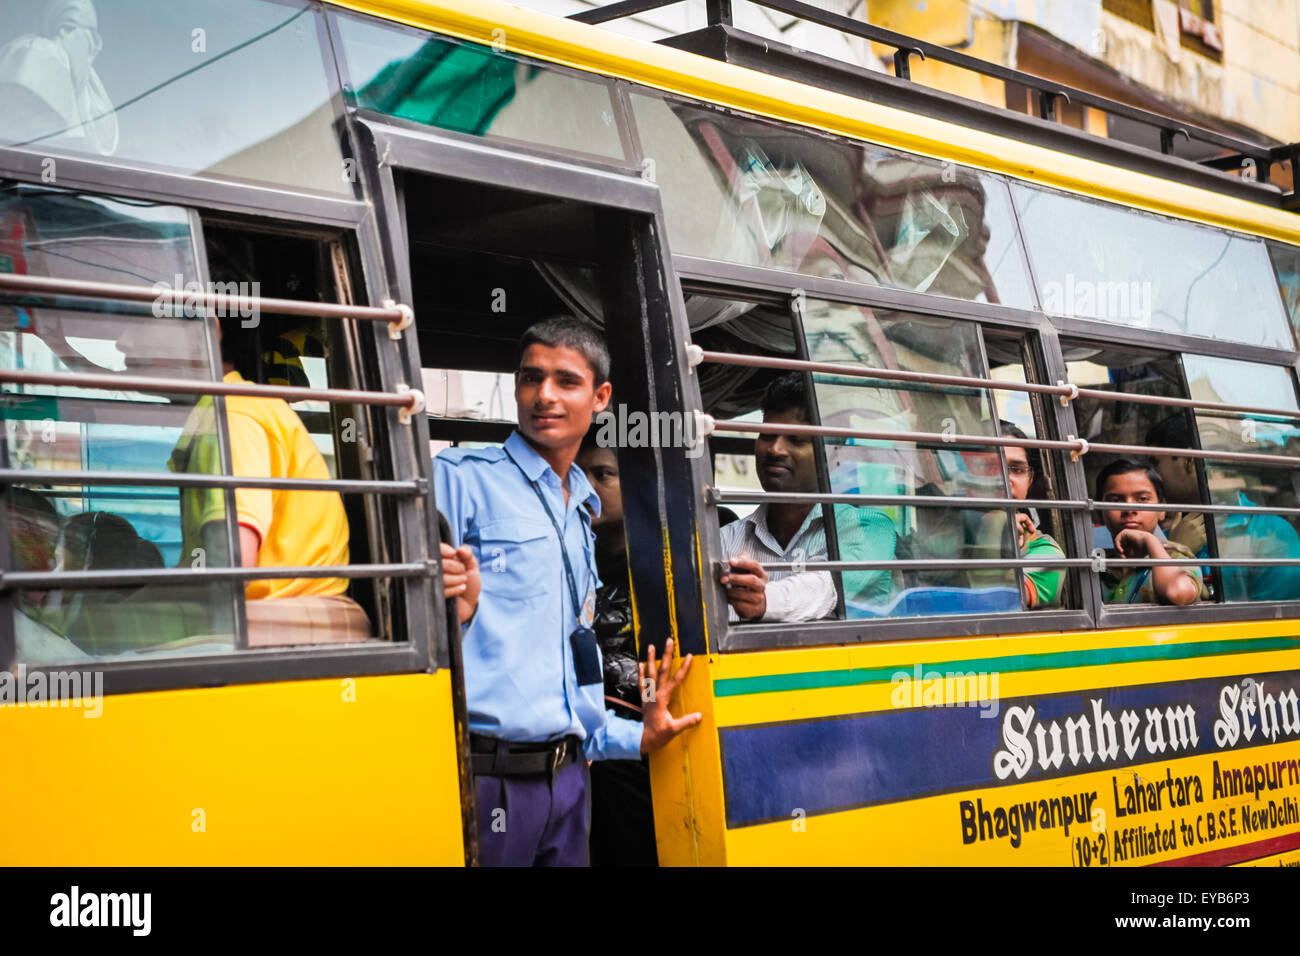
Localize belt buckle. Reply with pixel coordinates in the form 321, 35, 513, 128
550, 737, 568, 777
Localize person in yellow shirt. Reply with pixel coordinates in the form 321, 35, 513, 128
169, 317, 368, 645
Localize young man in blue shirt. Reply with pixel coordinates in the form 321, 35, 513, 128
434, 317, 702, 866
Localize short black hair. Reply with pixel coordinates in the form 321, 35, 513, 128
1146, 412, 1194, 451
999, 420, 1027, 441
999, 419, 1041, 472
1095, 457, 1165, 501
7, 486, 57, 516
515, 317, 610, 386
761, 372, 809, 419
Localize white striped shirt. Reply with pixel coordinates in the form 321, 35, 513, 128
718, 504, 838, 622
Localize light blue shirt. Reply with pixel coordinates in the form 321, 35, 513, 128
433, 431, 643, 761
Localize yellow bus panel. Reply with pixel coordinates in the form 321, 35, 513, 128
0, 671, 463, 865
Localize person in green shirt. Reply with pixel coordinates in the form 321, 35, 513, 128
1096, 457, 1205, 605
1001, 422, 1065, 609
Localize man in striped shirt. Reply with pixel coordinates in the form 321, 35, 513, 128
718, 373, 838, 622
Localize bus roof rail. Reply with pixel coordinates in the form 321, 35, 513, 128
572, 0, 1297, 209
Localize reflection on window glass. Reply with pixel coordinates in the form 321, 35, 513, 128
0, 0, 348, 195
1014, 185, 1293, 349
1179, 353, 1300, 603
335, 13, 625, 161
1267, 240, 1300, 342
801, 299, 1019, 617
1, 185, 241, 663
631, 93, 1033, 308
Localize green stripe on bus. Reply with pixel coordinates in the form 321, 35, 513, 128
713, 635, 1300, 698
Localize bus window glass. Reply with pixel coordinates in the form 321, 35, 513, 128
0, 0, 349, 196
630, 93, 1033, 309
1014, 185, 1293, 350
200, 223, 384, 648
333, 13, 627, 162
1179, 353, 1300, 604
1064, 342, 1215, 605
2, 185, 241, 663
801, 298, 1019, 617
1267, 240, 1300, 341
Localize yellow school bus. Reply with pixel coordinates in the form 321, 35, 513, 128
3, 0, 1300, 866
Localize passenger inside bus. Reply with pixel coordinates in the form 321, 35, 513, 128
999, 421, 1065, 609
1146, 413, 1300, 602
574, 432, 658, 868
718, 373, 838, 622
170, 315, 369, 646
1095, 457, 1206, 605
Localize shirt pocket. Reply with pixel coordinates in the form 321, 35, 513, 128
477, 518, 553, 602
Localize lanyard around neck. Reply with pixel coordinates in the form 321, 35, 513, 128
503, 446, 585, 621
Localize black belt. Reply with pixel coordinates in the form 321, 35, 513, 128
469, 733, 583, 778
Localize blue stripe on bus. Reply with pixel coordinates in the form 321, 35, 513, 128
718, 668, 1300, 828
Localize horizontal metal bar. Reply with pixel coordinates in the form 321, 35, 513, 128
711, 488, 1300, 518
750, 558, 1093, 571
710, 417, 1081, 451
1073, 386, 1300, 422
0, 368, 416, 409
1089, 441, 1300, 468
710, 487, 1085, 511
2, 562, 430, 590
0, 468, 423, 496
698, 350, 1300, 423
709, 418, 1300, 468
698, 350, 1070, 398
0, 272, 407, 325
569, 0, 678, 24
753, 557, 1300, 572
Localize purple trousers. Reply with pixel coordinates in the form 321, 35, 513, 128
475, 762, 589, 866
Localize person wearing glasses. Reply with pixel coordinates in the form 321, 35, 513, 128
1000, 421, 1065, 610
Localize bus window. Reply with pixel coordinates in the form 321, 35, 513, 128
199, 222, 384, 646
1065, 342, 1212, 605
628, 91, 1034, 309
986, 333, 1075, 611
1267, 240, 1300, 343
331, 11, 628, 163
801, 298, 1020, 617
0, 0, 350, 196
2, 183, 239, 661
1014, 185, 1293, 350
1178, 353, 1300, 604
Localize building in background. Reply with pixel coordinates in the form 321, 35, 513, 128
536, 0, 1298, 191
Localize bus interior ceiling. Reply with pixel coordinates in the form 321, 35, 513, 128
404, 173, 608, 379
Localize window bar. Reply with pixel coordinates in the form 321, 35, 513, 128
755, 556, 1300, 572
708, 419, 1300, 469
1, 562, 431, 591
0, 272, 415, 337
0, 368, 420, 412
698, 350, 1300, 422
0, 468, 422, 495
713, 487, 1300, 518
